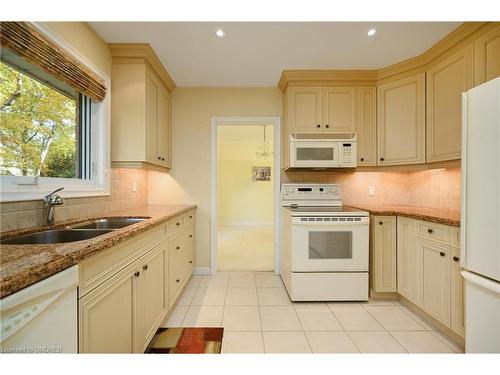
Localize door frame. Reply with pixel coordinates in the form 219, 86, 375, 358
210, 116, 281, 274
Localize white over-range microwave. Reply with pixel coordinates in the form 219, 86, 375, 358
289, 133, 357, 168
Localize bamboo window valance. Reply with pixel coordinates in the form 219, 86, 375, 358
0, 22, 106, 102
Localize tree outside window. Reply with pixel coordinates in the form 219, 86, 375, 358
0, 61, 78, 178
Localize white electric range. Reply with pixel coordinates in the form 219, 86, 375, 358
280, 183, 369, 301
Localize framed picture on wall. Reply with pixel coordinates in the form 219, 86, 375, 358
252, 166, 271, 181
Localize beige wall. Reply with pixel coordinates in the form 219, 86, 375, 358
41, 22, 112, 77
218, 126, 274, 225
148, 87, 283, 269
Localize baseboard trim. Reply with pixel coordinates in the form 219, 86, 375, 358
193, 267, 212, 275
369, 290, 399, 300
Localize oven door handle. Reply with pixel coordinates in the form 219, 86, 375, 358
292, 220, 369, 227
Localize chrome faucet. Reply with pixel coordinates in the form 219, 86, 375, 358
43, 187, 64, 225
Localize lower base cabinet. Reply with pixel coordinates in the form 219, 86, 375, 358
370, 216, 397, 293
450, 246, 465, 336
417, 237, 451, 325
79, 209, 195, 353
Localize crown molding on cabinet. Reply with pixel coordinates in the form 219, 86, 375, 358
278, 22, 494, 91
108, 43, 177, 92
278, 70, 377, 91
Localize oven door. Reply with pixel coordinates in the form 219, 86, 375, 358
289, 141, 340, 168
291, 217, 369, 272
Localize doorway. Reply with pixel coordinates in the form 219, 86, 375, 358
210, 117, 281, 274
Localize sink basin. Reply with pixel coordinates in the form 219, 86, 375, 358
70, 217, 147, 230
0, 229, 114, 245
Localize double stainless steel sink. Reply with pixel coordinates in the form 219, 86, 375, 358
0, 218, 148, 245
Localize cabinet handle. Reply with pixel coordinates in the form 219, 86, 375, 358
440, 252, 446, 257
176, 246, 180, 250
325, 124, 330, 129
189, 215, 192, 219
143, 264, 148, 271
380, 157, 384, 161
176, 222, 180, 226
176, 278, 180, 283
316, 124, 321, 128
189, 260, 193, 264
189, 234, 193, 238
427, 228, 434, 234
157, 157, 161, 160
360, 158, 364, 162
453, 256, 460, 262
379, 221, 383, 225
134, 271, 140, 277
161, 158, 165, 161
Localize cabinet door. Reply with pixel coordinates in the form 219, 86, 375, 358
355, 87, 377, 166
397, 217, 420, 302
377, 73, 425, 165
416, 237, 450, 325
145, 71, 160, 165
287, 87, 323, 132
157, 86, 171, 168
450, 247, 465, 337
140, 244, 167, 351
474, 24, 500, 86
371, 216, 397, 292
323, 87, 355, 132
79, 263, 141, 353
426, 45, 473, 162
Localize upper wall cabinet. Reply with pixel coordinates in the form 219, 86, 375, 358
109, 44, 176, 171
474, 24, 500, 86
355, 87, 377, 166
377, 73, 425, 166
287, 87, 355, 133
426, 44, 473, 163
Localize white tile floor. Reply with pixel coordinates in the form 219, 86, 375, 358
161, 272, 463, 354
217, 225, 274, 271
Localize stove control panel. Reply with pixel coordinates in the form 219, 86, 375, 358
281, 183, 342, 203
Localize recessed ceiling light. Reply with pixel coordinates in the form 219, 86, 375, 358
367, 27, 377, 37
214, 28, 225, 38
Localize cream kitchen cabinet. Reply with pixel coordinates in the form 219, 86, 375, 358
355, 87, 377, 166
286, 87, 355, 133
416, 237, 451, 326
377, 73, 425, 166
397, 217, 420, 302
426, 44, 473, 162
370, 216, 397, 293
474, 23, 500, 86
110, 44, 174, 171
79, 209, 195, 353
450, 246, 465, 336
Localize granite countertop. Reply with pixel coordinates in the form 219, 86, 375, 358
0, 204, 196, 299
347, 205, 460, 227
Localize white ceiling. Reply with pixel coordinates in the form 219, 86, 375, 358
90, 22, 461, 87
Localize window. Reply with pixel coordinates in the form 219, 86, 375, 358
0, 61, 93, 179
0, 23, 110, 202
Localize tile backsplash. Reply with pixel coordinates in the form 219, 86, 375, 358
0, 168, 148, 232
282, 167, 461, 212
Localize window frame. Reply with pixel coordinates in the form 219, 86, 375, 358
0, 22, 111, 202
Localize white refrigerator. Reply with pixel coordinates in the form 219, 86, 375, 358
461, 76, 500, 353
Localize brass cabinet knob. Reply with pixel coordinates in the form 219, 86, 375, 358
176, 278, 180, 283
189, 234, 193, 238
380, 157, 384, 161
440, 252, 446, 257
453, 256, 460, 262
157, 157, 161, 160
134, 271, 140, 277
379, 221, 383, 225
189, 260, 193, 264
325, 124, 330, 128
316, 124, 321, 128
427, 229, 434, 234
176, 222, 180, 226
176, 246, 180, 250
143, 265, 148, 271
360, 158, 364, 162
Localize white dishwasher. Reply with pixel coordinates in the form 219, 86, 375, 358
0, 265, 78, 353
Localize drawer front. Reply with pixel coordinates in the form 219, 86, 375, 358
415, 220, 450, 245
450, 227, 460, 248
168, 261, 191, 308
168, 226, 194, 273
182, 210, 195, 227
167, 217, 184, 236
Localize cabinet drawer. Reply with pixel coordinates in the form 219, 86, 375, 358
415, 220, 450, 245
168, 226, 194, 273
450, 227, 460, 248
167, 217, 184, 236
182, 210, 195, 227
168, 262, 191, 308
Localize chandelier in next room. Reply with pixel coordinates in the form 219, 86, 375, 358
255, 125, 273, 159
